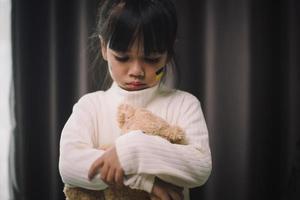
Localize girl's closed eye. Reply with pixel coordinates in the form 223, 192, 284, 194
144, 57, 161, 64
114, 55, 129, 62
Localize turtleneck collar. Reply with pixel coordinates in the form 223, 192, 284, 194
106, 82, 160, 107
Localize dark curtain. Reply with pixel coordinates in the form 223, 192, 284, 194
11, 0, 300, 200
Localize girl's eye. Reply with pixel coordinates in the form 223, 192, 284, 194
144, 57, 160, 64
115, 56, 129, 62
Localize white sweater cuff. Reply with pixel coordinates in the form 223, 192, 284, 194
115, 130, 144, 174
141, 175, 155, 193
115, 131, 155, 192
124, 174, 155, 193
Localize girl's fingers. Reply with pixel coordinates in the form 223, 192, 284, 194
88, 157, 104, 180
166, 185, 183, 200
152, 178, 184, 200
100, 164, 108, 181
157, 191, 170, 200
114, 168, 124, 186
106, 168, 115, 184
168, 190, 183, 200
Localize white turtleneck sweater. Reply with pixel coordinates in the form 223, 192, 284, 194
59, 82, 212, 199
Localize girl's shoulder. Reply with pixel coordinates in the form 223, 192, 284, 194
158, 87, 201, 104
73, 90, 106, 110
78, 90, 105, 102
156, 88, 203, 119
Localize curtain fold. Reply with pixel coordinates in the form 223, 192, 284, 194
0, 0, 13, 199
11, 0, 299, 200
11, 0, 98, 199
285, 1, 300, 199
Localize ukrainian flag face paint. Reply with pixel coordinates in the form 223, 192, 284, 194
155, 66, 165, 81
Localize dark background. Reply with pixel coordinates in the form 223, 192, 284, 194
11, 0, 300, 199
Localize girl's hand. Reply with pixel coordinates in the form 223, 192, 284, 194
88, 146, 124, 186
150, 178, 184, 200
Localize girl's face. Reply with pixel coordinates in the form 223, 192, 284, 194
101, 40, 168, 91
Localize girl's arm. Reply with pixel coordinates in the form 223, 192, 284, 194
59, 94, 107, 190
115, 94, 212, 188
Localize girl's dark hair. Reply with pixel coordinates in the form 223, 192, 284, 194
89, 0, 178, 90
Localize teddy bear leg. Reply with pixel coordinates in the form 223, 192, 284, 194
104, 186, 151, 200
64, 186, 105, 200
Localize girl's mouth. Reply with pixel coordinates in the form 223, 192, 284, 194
126, 82, 147, 90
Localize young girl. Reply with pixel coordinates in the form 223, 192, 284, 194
59, 0, 212, 199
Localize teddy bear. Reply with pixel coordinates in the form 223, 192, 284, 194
63, 103, 186, 200
117, 104, 186, 144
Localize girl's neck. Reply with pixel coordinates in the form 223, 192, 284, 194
107, 82, 160, 107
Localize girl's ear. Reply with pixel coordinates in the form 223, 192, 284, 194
99, 35, 107, 60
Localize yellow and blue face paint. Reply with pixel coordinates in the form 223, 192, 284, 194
155, 66, 165, 81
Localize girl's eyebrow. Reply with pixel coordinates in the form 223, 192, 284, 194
109, 46, 133, 54
110, 48, 165, 57
145, 53, 163, 58
110, 49, 128, 56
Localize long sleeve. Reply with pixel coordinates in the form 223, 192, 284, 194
123, 174, 155, 193
59, 95, 107, 190
115, 94, 212, 188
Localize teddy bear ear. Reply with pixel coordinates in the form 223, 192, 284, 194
117, 115, 124, 128
118, 104, 135, 114
117, 104, 136, 128
118, 103, 126, 112
117, 104, 127, 128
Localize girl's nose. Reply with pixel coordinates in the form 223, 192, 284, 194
129, 61, 145, 78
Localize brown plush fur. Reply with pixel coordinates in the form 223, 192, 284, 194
64, 103, 185, 200
117, 104, 186, 144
